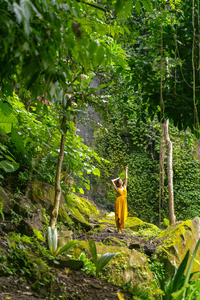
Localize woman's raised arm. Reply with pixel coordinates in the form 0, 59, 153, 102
124, 166, 128, 188
111, 177, 120, 192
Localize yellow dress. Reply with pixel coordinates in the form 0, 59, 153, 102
115, 187, 127, 229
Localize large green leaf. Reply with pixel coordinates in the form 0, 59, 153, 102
52, 227, 58, 253
89, 239, 97, 267
135, 0, 141, 14
0, 102, 17, 134
96, 252, 119, 276
172, 250, 190, 292
0, 160, 20, 172
184, 238, 200, 286
47, 226, 53, 253
92, 167, 100, 177
115, 0, 123, 14
56, 240, 79, 256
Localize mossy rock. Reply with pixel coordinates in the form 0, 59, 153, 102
74, 195, 100, 221
58, 230, 73, 248
70, 240, 153, 288
17, 218, 44, 237
91, 224, 107, 233
27, 180, 65, 210
99, 218, 116, 225
66, 194, 100, 221
58, 205, 73, 226
0, 187, 13, 215
102, 236, 127, 247
156, 217, 200, 278
64, 193, 101, 231
125, 217, 161, 236
68, 206, 92, 231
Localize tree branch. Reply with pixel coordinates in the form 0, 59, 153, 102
76, 0, 106, 12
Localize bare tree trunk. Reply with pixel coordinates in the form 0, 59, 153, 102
164, 119, 175, 225
159, 123, 165, 228
50, 115, 66, 229
192, 0, 199, 128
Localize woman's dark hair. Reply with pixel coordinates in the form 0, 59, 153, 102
116, 178, 121, 187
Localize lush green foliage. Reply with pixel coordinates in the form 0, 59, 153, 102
79, 252, 96, 276
0, 235, 53, 288
0, 95, 103, 195
0, 0, 127, 99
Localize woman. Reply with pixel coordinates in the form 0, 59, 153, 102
111, 166, 128, 234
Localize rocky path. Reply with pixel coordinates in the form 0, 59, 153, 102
74, 213, 162, 257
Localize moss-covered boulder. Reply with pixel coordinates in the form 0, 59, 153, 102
65, 194, 100, 231
71, 240, 153, 287
26, 182, 100, 231
102, 236, 128, 247
125, 217, 161, 236
27, 180, 65, 210
99, 214, 160, 236
156, 217, 200, 277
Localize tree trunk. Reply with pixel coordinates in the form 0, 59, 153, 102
159, 122, 165, 228
50, 115, 66, 229
164, 119, 175, 225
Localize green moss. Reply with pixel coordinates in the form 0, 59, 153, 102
91, 224, 107, 233
58, 205, 73, 225
102, 236, 127, 247
125, 217, 161, 236
66, 193, 99, 221
156, 218, 200, 278
77, 196, 100, 220
99, 219, 115, 225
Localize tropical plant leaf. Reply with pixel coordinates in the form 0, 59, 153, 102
172, 250, 190, 292
56, 240, 79, 256
84, 182, 90, 190
52, 227, 58, 253
0, 160, 20, 172
89, 239, 97, 267
47, 226, 52, 252
171, 286, 187, 300
96, 252, 119, 276
11, 127, 27, 155
33, 229, 45, 242
55, 247, 61, 256
92, 167, 100, 177
164, 218, 170, 227
184, 238, 200, 286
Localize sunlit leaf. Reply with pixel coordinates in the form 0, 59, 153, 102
92, 168, 100, 177
0, 160, 20, 172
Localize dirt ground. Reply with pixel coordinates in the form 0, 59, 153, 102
0, 270, 133, 300
0, 217, 162, 300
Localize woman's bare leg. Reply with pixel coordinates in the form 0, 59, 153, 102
116, 219, 122, 234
